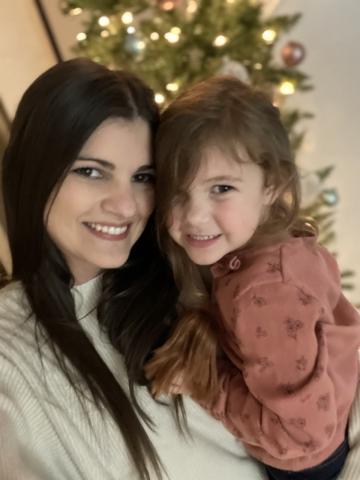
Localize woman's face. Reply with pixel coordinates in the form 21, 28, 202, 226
45, 117, 155, 285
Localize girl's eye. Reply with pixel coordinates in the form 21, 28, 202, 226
133, 172, 155, 184
211, 185, 235, 194
72, 167, 103, 179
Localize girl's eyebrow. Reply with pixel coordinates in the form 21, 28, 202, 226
205, 175, 243, 183
76, 156, 154, 172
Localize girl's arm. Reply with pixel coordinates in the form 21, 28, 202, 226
206, 282, 359, 464
338, 371, 360, 479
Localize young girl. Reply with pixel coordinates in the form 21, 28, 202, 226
146, 76, 360, 479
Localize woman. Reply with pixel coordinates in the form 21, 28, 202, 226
0, 58, 264, 479
0, 59, 358, 480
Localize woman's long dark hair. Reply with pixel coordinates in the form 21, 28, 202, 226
3, 58, 178, 480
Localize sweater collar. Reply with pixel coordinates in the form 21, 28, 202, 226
71, 275, 102, 321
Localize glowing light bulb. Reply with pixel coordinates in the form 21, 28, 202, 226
100, 30, 110, 38
279, 80, 295, 95
171, 27, 181, 35
127, 26, 136, 34
262, 29, 277, 45
98, 16, 110, 27
155, 93, 165, 104
213, 35, 228, 47
136, 40, 146, 51
164, 32, 180, 43
166, 82, 179, 92
121, 12, 133, 25
254, 62, 263, 70
76, 32, 87, 42
161, 1, 175, 11
150, 32, 160, 41
69, 7, 82, 16
187, 1, 198, 13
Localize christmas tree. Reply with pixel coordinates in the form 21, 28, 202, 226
60, 0, 355, 290
61, 0, 312, 149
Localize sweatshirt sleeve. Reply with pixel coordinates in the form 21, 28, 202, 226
339, 370, 360, 479
209, 282, 339, 461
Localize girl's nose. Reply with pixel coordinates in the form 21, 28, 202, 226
183, 197, 210, 226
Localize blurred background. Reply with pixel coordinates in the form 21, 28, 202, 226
0, 0, 359, 301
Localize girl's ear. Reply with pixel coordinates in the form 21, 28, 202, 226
263, 184, 278, 206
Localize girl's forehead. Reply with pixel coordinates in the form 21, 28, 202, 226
199, 143, 250, 170
189, 150, 247, 184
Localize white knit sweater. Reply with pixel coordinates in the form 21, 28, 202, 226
0, 278, 265, 480
0, 279, 358, 479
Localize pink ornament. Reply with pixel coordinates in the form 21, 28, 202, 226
281, 41, 306, 67
157, 0, 182, 11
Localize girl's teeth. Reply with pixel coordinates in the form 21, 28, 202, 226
191, 234, 218, 240
89, 223, 127, 235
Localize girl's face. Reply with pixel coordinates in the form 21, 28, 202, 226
46, 117, 155, 285
167, 144, 274, 266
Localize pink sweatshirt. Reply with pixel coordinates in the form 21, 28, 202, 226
208, 236, 360, 471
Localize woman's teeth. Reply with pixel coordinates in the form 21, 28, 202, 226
88, 223, 128, 235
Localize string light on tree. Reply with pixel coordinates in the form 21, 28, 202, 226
164, 31, 180, 43
98, 16, 110, 27
279, 80, 295, 95
262, 28, 277, 45
150, 32, 160, 41
213, 35, 229, 47
187, 1, 198, 14
121, 12, 133, 25
158, 0, 176, 11
69, 7, 82, 16
155, 93, 165, 104
166, 82, 179, 92
76, 32, 87, 42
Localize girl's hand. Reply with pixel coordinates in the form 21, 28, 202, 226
168, 373, 190, 396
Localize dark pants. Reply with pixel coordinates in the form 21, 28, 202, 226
265, 439, 349, 480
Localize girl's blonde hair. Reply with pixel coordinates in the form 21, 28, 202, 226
145, 76, 316, 403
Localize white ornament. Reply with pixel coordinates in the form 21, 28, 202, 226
300, 171, 322, 209
219, 56, 250, 83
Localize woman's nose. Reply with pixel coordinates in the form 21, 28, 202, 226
101, 185, 137, 218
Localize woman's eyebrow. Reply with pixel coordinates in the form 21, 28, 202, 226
76, 156, 155, 172
77, 156, 115, 170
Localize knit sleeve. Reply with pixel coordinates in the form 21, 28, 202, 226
209, 282, 341, 462
0, 355, 47, 480
0, 404, 43, 479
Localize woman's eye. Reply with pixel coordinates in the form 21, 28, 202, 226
133, 172, 155, 184
72, 167, 102, 179
211, 185, 234, 194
